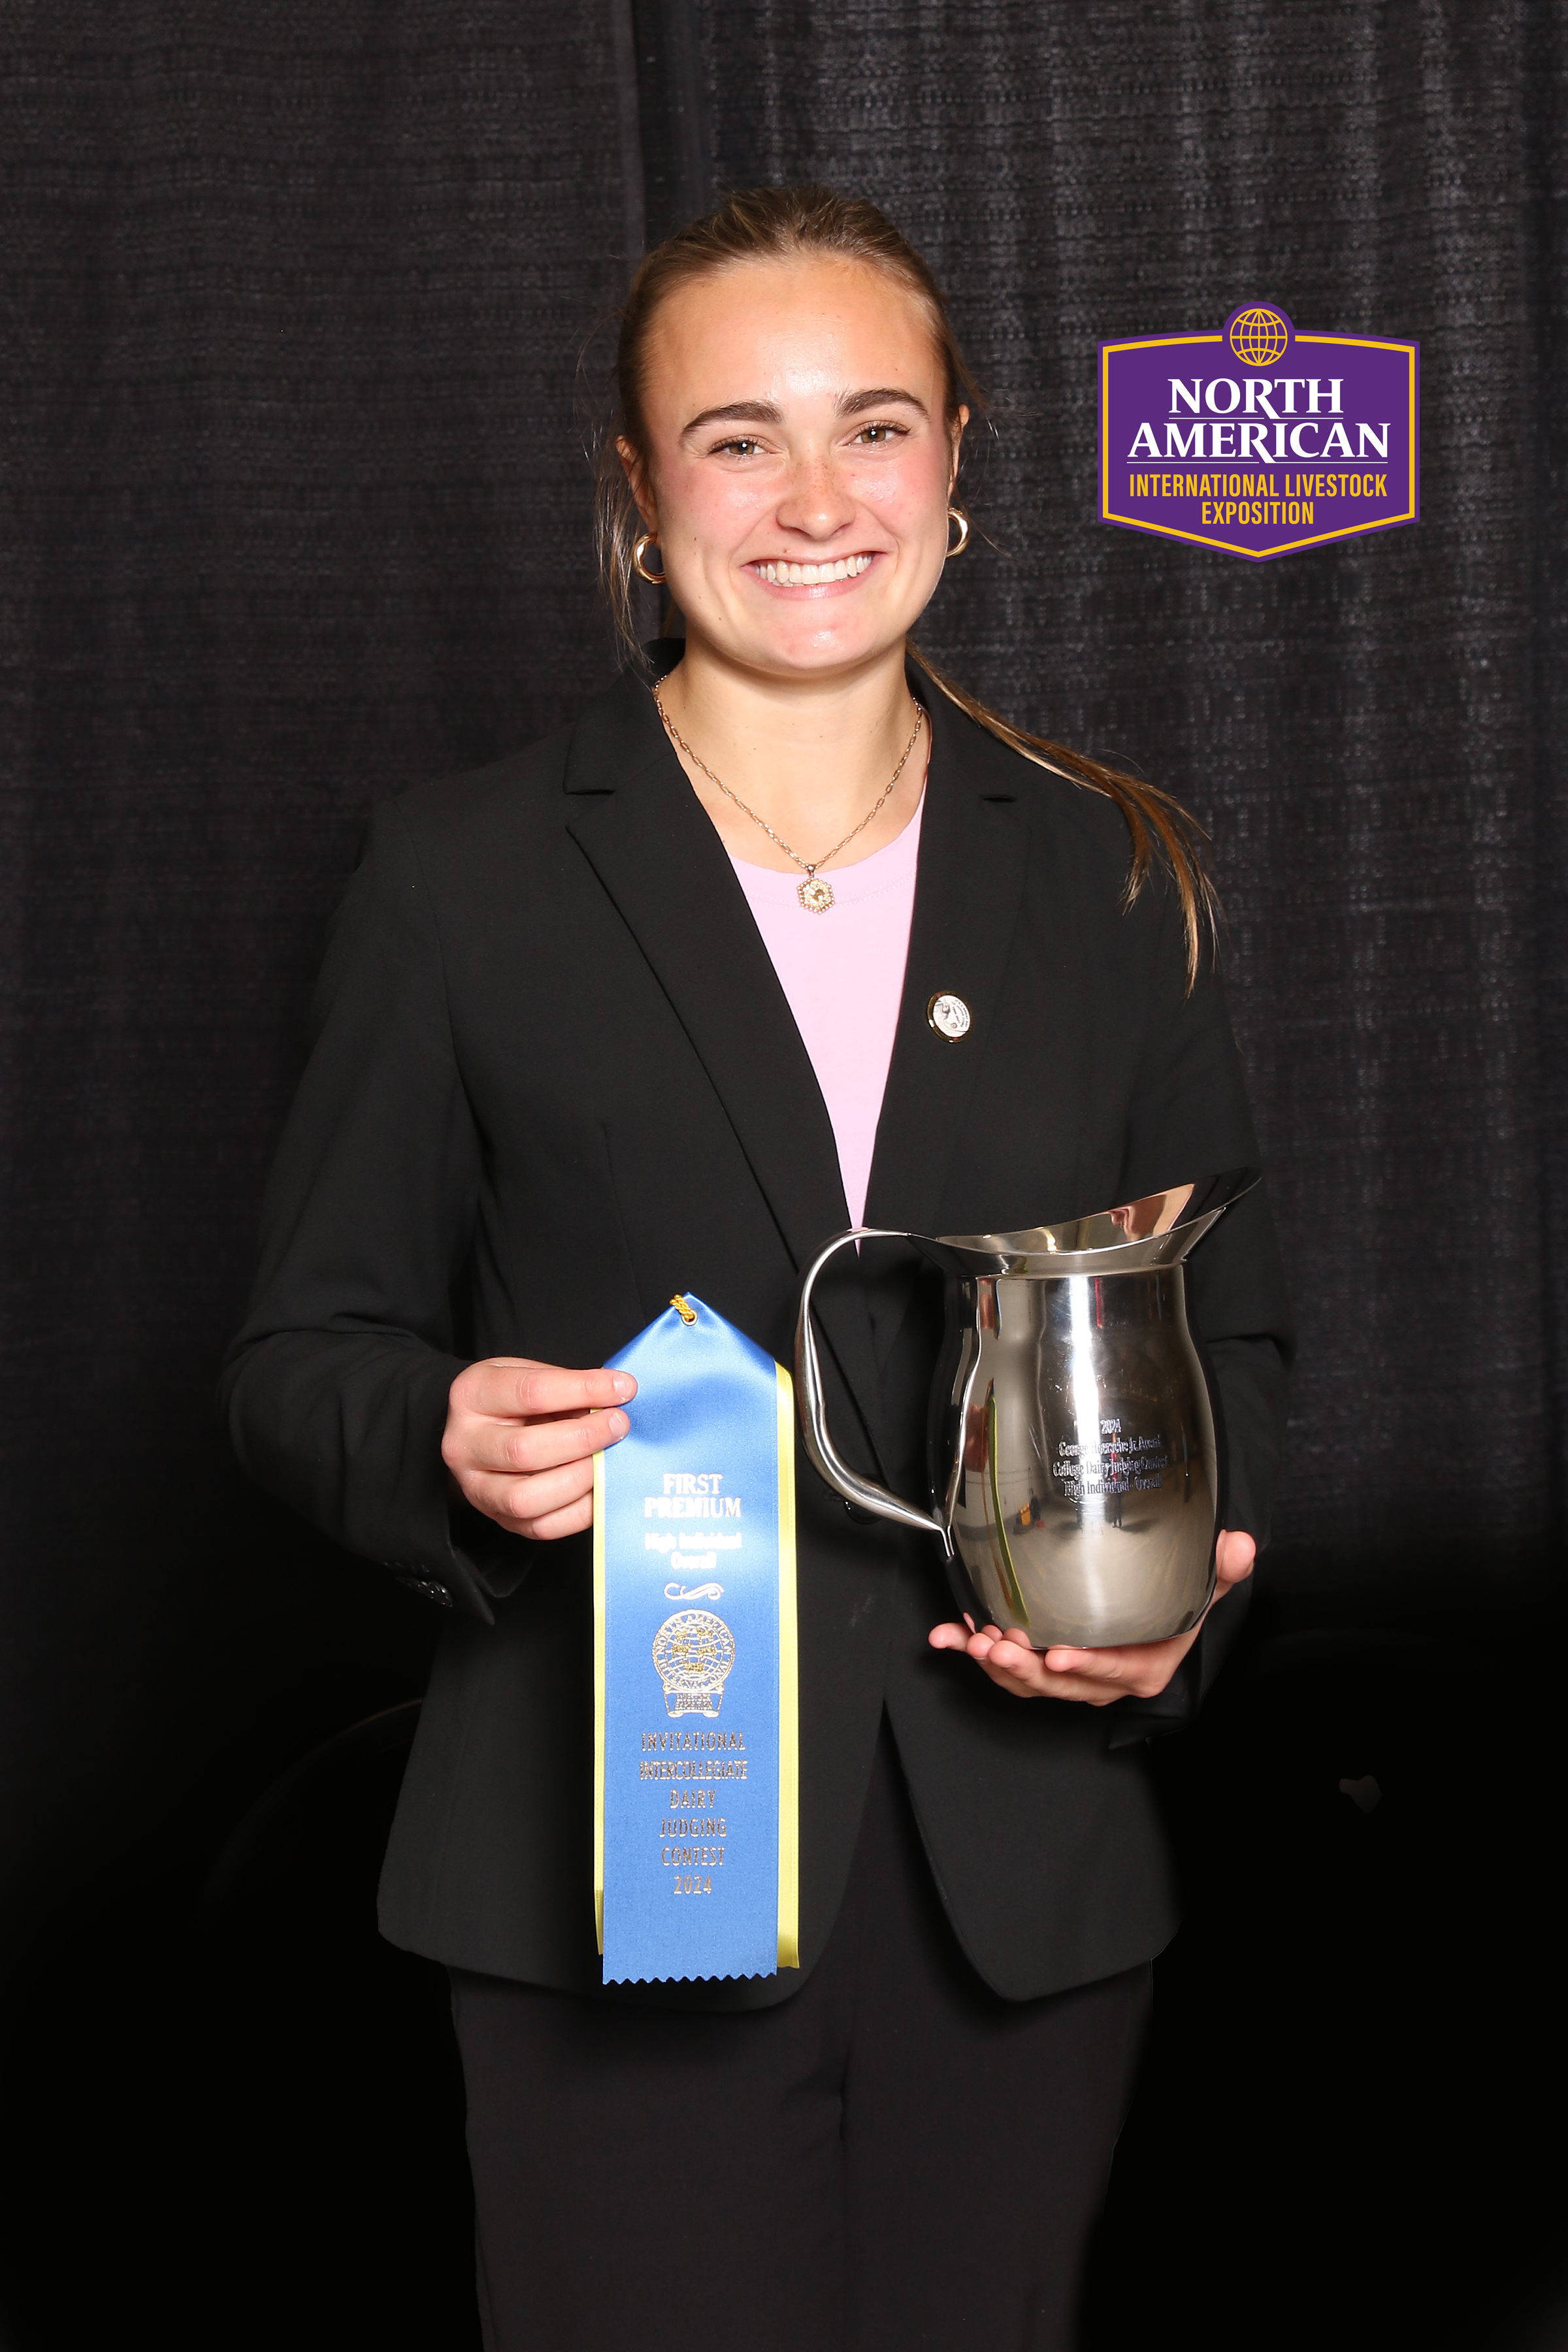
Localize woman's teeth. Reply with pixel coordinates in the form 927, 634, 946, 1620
755, 554, 875, 586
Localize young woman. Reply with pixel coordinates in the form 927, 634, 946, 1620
223, 186, 1290, 2351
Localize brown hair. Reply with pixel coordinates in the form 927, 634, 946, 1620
591, 184, 1217, 987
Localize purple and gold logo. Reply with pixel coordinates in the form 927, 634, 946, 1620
1099, 303, 1418, 559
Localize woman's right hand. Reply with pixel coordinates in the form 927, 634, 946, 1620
442, 1358, 637, 1541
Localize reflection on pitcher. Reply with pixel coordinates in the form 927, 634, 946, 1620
795, 1171, 1257, 1651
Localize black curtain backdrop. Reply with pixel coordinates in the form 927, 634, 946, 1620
1, 6, 1563, 2349
1, 0, 643, 1959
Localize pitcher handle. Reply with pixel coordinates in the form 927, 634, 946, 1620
794, 1228, 953, 1557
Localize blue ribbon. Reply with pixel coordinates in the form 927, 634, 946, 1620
593, 1294, 798, 1984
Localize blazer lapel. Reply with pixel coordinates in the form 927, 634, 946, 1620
864, 684, 1031, 1245
562, 655, 892, 1473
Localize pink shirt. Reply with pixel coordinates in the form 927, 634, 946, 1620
730, 796, 924, 1227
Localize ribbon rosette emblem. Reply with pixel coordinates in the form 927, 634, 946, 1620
652, 1609, 736, 1720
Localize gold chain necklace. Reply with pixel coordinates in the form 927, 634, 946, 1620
653, 681, 925, 915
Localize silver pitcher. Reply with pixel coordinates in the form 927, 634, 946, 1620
794, 1171, 1256, 1650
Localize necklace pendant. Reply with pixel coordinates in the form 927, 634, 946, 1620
797, 874, 835, 915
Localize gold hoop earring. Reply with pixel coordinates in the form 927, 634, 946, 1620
632, 533, 666, 585
945, 505, 971, 559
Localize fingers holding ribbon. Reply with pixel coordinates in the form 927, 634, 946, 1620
444, 1355, 638, 1541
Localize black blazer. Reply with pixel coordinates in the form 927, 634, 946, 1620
221, 645, 1292, 2007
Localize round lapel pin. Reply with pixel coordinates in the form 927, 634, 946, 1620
926, 992, 972, 1041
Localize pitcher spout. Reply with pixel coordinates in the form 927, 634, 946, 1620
924, 1166, 1258, 1277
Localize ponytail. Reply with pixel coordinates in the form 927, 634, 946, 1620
906, 645, 1218, 993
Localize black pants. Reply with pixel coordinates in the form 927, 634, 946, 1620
450, 1720, 1151, 2352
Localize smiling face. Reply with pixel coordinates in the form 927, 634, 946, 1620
622, 255, 965, 683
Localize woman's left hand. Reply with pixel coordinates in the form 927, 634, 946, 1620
926, 1529, 1256, 1704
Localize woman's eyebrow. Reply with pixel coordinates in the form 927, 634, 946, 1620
838, 385, 928, 417
682, 399, 784, 436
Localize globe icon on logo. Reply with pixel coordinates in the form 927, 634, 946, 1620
652, 1608, 736, 1719
1228, 306, 1289, 367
